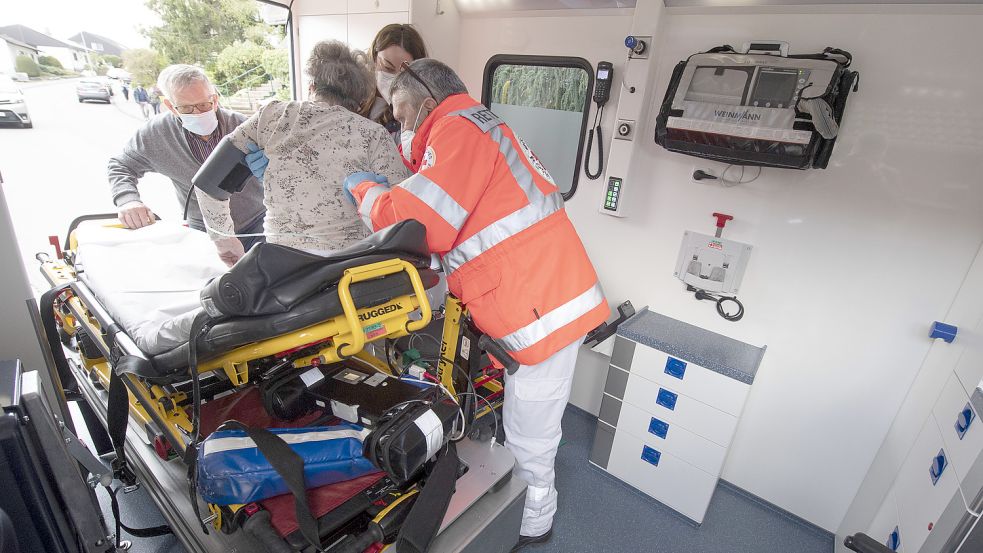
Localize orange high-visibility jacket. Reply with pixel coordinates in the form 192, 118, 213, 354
353, 94, 608, 366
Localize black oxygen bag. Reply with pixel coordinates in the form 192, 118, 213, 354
655, 45, 859, 169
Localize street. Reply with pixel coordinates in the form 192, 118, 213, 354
0, 77, 181, 292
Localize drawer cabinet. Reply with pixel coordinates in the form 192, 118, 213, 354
591, 310, 764, 525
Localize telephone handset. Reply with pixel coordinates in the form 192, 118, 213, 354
593, 61, 614, 106
585, 61, 614, 180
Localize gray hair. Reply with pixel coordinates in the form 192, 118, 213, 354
391, 59, 467, 105
307, 40, 374, 113
156, 64, 213, 99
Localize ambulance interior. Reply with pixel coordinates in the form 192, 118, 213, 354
0, 1, 982, 553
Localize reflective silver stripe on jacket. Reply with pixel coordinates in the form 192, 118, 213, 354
399, 173, 469, 231
499, 283, 605, 353
358, 185, 385, 229
443, 125, 562, 273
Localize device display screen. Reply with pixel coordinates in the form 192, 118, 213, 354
597, 69, 610, 80
751, 69, 799, 107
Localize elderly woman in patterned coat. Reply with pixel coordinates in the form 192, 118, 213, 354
195, 40, 411, 264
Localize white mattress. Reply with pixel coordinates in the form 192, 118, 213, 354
74, 221, 228, 356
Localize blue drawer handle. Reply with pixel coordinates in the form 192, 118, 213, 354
664, 357, 687, 380
641, 445, 661, 467
886, 526, 900, 551
648, 417, 669, 439
929, 449, 947, 485
955, 403, 975, 440
656, 388, 678, 411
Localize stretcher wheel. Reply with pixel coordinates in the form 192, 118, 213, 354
152, 434, 174, 461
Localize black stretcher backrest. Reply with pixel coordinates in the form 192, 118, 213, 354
200, 220, 431, 319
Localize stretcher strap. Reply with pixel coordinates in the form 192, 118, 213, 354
38, 283, 78, 393
217, 421, 324, 551
184, 310, 214, 535
392, 442, 459, 553
103, 485, 172, 545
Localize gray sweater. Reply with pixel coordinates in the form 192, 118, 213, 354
107, 108, 265, 233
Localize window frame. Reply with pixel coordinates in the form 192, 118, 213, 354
480, 54, 595, 201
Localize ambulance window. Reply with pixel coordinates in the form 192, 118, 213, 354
482, 55, 593, 200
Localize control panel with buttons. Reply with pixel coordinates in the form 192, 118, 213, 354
603, 176, 623, 212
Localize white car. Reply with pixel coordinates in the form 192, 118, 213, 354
0, 75, 31, 128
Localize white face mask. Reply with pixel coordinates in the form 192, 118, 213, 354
400, 130, 415, 162
179, 109, 218, 136
399, 102, 430, 163
376, 71, 396, 104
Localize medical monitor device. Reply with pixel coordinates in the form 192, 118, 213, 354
191, 135, 253, 201
655, 43, 859, 170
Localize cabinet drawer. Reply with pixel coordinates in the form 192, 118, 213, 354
606, 429, 718, 524
955, 346, 983, 410
623, 372, 738, 447
612, 397, 728, 476
868, 487, 904, 552
895, 415, 966, 553
629, 344, 750, 416
934, 373, 983, 486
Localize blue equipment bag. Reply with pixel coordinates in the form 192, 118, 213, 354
196, 422, 378, 506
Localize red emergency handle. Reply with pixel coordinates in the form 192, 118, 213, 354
712, 212, 733, 230
48, 236, 63, 259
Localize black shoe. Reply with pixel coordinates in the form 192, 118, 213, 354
511, 528, 553, 551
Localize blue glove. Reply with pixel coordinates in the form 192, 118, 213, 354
244, 141, 269, 182
343, 172, 389, 205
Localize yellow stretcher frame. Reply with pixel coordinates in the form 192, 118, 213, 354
41, 222, 433, 456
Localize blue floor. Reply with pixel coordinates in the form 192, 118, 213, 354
91, 406, 834, 553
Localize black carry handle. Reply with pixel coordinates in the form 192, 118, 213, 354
843, 533, 894, 553
478, 335, 520, 375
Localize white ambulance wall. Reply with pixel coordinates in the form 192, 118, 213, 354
0, 185, 45, 373
410, 0, 462, 71
290, 0, 411, 97
457, 3, 983, 533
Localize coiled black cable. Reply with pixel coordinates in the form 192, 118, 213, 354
584, 106, 605, 180
689, 286, 745, 322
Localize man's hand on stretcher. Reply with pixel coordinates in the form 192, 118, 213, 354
118, 200, 157, 229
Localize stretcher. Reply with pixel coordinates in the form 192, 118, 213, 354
37, 215, 525, 552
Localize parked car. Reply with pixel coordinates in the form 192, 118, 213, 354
76, 79, 111, 103
0, 75, 31, 128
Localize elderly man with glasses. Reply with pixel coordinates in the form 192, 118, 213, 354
107, 64, 266, 262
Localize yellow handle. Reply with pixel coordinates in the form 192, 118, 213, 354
335, 259, 432, 357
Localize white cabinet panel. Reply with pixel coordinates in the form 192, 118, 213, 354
630, 344, 750, 417
934, 373, 983, 486
347, 12, 408, 52
348, 0, 409, 13
606, 429, 718, 524
868, 487, 904, 552
612, 398, 728, 475
622, 372, 738, 447
296, 15, 348, 97
895, 415, 967, 553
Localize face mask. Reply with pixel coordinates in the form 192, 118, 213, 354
179, 109, 218, 136
400, 130, 415, 162
399, 102, 429, 163
376, 71, 395, 104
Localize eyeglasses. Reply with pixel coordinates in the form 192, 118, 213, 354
398, 61, 436, 100
173, 98, 215, 114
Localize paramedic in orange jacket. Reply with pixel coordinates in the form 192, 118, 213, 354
344, 59, 608, 549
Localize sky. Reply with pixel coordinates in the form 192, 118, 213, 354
0, 0, 160, 49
